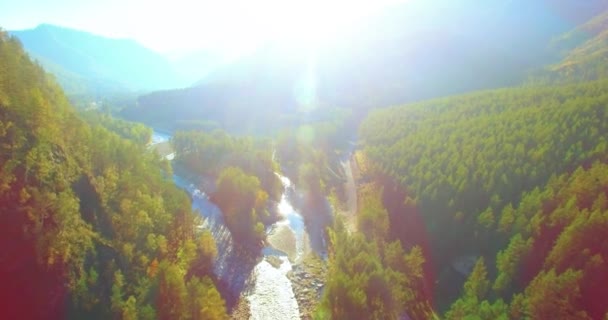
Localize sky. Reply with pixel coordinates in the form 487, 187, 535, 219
0, 0, 408, 56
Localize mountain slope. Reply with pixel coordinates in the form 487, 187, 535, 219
0, 31, 227, 319
10, 24, 181, 96
356, 10, 608, 306
444, 160, 608, 319
121, 46, 309, 134
533, 10, 608, 83
359, 77, 608, 311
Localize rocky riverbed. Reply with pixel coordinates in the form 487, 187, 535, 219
287, 255, 327, 319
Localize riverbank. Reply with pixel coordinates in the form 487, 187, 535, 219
287, 254, 327, 320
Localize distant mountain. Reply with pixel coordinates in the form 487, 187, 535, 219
169, 50, 226, 86
122, 0, 607, 133
10, 24, 183, 98
122, 70, 303, 134
122, 44, 335, 134
533, 10, 608, 83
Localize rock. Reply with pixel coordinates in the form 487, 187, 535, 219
265, 256, 283, 269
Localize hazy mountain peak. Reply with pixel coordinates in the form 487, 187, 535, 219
10, 24, 183, 97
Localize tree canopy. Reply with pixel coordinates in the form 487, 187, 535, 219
0, 31, 227, 319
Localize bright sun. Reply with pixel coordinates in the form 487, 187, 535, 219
131, 0, 408, 55
268, 0, 407, 47
204, 0, 409, 53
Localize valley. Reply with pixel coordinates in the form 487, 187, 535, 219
3, 1, 608, 319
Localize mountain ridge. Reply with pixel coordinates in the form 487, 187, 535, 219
10, 24, 182, 99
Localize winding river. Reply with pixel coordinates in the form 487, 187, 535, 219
151, 131, 312, 319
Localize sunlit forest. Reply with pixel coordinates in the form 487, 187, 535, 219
3, 1, 608, 319
0, 32, 227, 319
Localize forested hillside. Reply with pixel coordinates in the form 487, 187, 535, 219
0, 31, 227, 319
357, 11, 608, 311
360, 79, 608, 309
362, 80, 608, 254
444, 161, 608, 319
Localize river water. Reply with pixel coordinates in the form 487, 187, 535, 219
151, 131, 171, 145
152, 131, 307, 319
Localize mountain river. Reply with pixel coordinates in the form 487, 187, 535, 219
151, 131, 311, 319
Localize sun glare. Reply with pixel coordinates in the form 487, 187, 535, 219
241, 0, 404, 49
116, 0, 408, 56
267, 0, 407, 48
